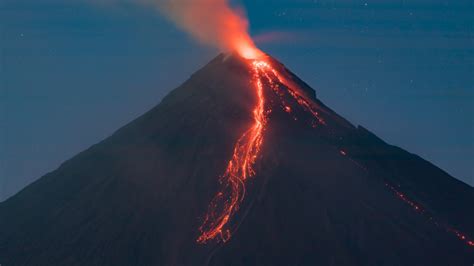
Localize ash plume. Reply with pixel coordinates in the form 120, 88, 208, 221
152, 0, 262, 58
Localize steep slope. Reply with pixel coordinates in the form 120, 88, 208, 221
0, 54, 472, 266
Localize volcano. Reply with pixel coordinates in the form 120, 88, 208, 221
0, 54, 473, 266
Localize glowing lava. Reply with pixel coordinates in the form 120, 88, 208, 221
197, 54, 474, 249
385, 183, 474, 248
197, 59, 268, 243
197, 57, 328, 243
251, 60, 326, 127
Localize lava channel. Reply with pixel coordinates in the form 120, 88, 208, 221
197, 56, 474, 249
197, 60, 268, 243
197, 58, 329, 244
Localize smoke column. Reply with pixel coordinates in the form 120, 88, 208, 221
153, 0, 263, 59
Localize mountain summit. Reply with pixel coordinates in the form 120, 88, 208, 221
0, 54, 473, 266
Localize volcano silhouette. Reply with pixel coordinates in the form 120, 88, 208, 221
0, 54, 473, 266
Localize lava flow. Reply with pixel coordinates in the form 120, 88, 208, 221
253, 60, 326, 126
197, 52, 474, 249
197, 59, 268, 243
197, 55, 328, 243
385, 183, 474, 248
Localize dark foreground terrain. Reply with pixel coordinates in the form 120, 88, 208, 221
0, 54, 473, 266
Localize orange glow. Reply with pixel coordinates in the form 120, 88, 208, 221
158, 0, 263, 59
197, 55, 474, 249
235, 40, 264, 59
197, 60, 268, 243
197, 56, 332, 243
385, 183, 474, 248
254, 60, 326, 125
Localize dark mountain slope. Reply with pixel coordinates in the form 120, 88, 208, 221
0, 54, 472, 266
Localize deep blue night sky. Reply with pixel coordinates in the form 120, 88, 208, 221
1, 0, 473, 201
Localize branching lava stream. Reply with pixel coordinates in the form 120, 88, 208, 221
196, 60, 267, 243
196, 54, 474, 251
197, 58, 325, 243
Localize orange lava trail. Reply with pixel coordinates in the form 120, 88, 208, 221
256, 61, 326, 126
197, 58, 329, 244
385, 183, 474, 248
197, 54, 474, 249
197, 60, 268, 243
197, 56, 474, 247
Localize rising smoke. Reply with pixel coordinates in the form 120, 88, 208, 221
152, 0, 262, 59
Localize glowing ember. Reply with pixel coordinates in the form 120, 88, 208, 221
385, 183, 474, 248
385, 183, 424, 213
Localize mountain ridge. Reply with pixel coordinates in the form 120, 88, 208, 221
0, 53, 472, 266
